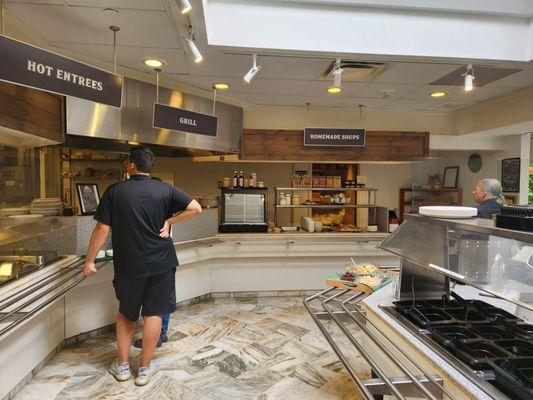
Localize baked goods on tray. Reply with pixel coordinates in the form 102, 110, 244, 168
346, 263, 378, 274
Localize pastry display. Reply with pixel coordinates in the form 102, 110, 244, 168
346, 263, 378, 274
356, 274, 383, 287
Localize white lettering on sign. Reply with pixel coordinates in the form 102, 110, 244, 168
309, 133, 360, 140
26, 59, 104, 91
179, 117, 198, 126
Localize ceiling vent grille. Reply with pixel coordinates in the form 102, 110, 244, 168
322, 61, 389, 82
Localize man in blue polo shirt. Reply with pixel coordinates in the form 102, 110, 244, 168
83, 147, 201, 386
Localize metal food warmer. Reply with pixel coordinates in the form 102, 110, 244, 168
305, 214, 533, 400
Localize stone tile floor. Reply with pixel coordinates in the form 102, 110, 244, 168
13, 296, 368, 399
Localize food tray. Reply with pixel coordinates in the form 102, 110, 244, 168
429, 325, 479, 348
326, 272, 393, 293
489, 357, 533, 400
454, 341, 511, 368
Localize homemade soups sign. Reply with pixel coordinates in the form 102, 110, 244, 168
153, 103, 218, 137
304, 128, 366, 147
0, 35, 123, 108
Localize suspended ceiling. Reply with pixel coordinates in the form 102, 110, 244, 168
4, 0, 533, 112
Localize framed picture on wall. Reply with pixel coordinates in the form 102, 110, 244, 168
443, 166, 459, 188
76, 183, 100, 215
501, 157, 520, 193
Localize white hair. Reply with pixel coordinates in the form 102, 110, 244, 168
478, 179, 504, 204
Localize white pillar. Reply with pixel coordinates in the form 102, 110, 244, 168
519, 133, 531, 204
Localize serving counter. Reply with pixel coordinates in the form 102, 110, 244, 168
305, 215, 533, 400
0, 214, 396, 400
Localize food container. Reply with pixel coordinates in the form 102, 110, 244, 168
292, 195, 301, 205
280, 197, 287, 205
319, 176, 327, 187
326, 176, 334, 188
223, 177, 231, 188
302, 176, 312, 188
367, 225, 378, 232
285, 193, 291, 205
334, 176, 342, 188
312, 176, 320, 187
257, 181, 265, 188
292, 175, 302, 187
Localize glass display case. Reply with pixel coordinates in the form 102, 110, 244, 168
380, 214, 533, 312
219, 188, 268, 233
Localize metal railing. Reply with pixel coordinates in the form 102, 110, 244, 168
0, 257, 112, 338
304, 288, 461, 400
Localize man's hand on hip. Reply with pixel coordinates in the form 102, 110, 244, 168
160, 220, 171, 238
83, 261, 97, 278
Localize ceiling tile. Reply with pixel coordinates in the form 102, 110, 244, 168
373, 62, 462, 84
189, 54, 252, 78
301, 80, 366, 97
403, 84, 513, 102
351, 82, 420, 99
385, 99, 436, 110
6, 3, 178, 47
51, 42, 190, 74
247, 78, 310, 96
191, 76, 250, 94
246, 93, 299, 106
342, 97, 392, 109
254, 56, 332, 80
293, 96, 346, 108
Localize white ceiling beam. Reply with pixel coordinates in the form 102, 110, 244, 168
204, 0, 531, 62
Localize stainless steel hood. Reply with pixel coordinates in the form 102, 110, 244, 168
66, 78, 243, 155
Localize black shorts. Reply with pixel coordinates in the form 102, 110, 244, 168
113, 268, 177, 322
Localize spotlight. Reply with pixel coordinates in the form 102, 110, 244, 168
244, 54, 262, 83
177, 0, 192, 14
463, 64, 475, 91
326, 58, 342, 94
186, 28, 203, 63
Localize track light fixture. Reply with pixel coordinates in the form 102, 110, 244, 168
327, 58, 343, 94
463, 64, 475, 91
244, 54, 262, 83
177, 0, 192, 14
186, 27, 203, 63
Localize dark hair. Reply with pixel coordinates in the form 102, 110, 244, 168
129, 147, 154, 172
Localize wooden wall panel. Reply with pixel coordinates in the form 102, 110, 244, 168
0, 81, 64, 142
242, 129, 429, 161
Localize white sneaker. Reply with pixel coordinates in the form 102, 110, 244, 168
109, 359, 131, 382
135, 365, 155, 386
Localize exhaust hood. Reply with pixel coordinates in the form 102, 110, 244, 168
66, 78, 243, 156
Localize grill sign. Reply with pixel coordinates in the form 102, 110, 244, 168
0, 35, 123, 108
153, 103, 218, 137
304, 128, 366, 147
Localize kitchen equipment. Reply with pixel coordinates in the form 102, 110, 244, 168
419, 206, 478, 218
219, 188, 268, 233
496, 205, 533, 232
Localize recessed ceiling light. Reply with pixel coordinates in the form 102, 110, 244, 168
143, 58, 164, 68
327, 86, 342, 94
213, 83, 230, 90
430, 91, 447, 98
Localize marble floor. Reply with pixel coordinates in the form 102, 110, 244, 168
14, 296, 369, 400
